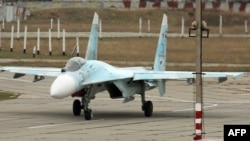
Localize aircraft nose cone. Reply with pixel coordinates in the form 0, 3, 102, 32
50, 75, 76, 99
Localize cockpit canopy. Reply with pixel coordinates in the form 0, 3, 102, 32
65, 57, 86, 72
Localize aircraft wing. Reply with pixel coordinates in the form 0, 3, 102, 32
133, 71, 246, 81
81, 69, 134, 86
0, 66, 62, 77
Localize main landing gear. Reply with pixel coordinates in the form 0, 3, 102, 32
142, 101, 153, 117
72, 81, 153, 120
72, 96, 93, 120
140, 81, 153, 117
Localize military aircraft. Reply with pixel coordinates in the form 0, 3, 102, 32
0, 13, 245, 120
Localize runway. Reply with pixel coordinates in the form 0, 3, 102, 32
1, 72, 250, 141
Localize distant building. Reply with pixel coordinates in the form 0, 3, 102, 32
0, 0, 30, 22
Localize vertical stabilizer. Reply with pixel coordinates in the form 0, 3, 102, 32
153, 14, 168, 96
85, 12, 99, 60
153, 14, 168, 71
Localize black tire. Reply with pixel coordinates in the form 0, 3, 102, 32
73, 99, 81, 116
84, 109, 92, 120
143, 101, 153, 117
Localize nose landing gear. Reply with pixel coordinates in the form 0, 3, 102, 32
72, 97, 93, 120
73, 99, 81, 116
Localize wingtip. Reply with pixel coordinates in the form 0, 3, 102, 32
233, 72, 247, 79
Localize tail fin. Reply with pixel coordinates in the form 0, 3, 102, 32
153, 14, 168, 97
85, 12, 99, 60
153, 14, 168, 71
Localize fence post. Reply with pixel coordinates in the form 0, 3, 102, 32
139, 17, 142, 38
148, 19, 150, 32
57, 18, 60, 40
23, 25, 27, 54
245, 20, 248, 34
17, 19, 20, 40
0, 27, 1, 50
37, 28, 40, 54
62, 29, 66, 56
181, 16, 185, 38
219, 15, 222, 37
49, 29, 52, 56
33, 46, 36, 58
50, 18, 53, 31
10, 25, 14, 52
76, 36, 79, 56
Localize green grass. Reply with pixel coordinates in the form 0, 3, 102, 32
0, 90, 20, 101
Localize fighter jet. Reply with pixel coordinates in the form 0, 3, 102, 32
0, 13, 245, 120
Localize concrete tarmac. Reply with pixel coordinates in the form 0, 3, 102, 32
0, 72, 250, 141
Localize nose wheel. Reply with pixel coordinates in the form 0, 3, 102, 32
73, 99, 81, 116
72, 99, 93, 120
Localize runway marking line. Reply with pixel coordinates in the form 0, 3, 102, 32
173, 104, 218, 112
27, 119, 104, 129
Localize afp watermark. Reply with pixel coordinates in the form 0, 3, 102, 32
224, 125, 250, 141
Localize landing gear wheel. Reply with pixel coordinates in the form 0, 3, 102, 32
84, 109, 92, 120
73, 99, 82, 116
143, 101, 153, 117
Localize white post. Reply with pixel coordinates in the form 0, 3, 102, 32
245, 20, 248, 34
62, 29, 66, 56
17, 19, 20, 40
219, 15, 222, 37
0, 27, 1, 50
57, 18, 60, 40
181, 16, 185, 38
37, 28, 40, 54
99, 19, 102, 40
50, 18, 53, 30
23, 25, 27, 54
10, 25, 14, 52
33, 46, 36, 58
76, 36, 79, 56
139, 17, 142, 38
147, 19, 150, 32
2, 18, 5, 31
49, 29, 52, 56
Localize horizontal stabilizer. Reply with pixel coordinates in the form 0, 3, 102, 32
13, 73, 25, 79
218, 77, 227, 83
186, 78, 195, 85
33, 75, 45, 82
